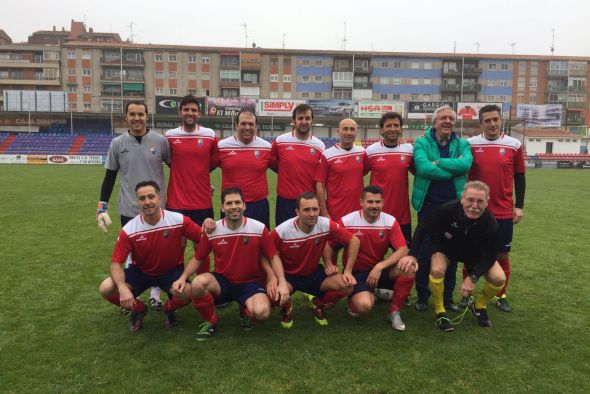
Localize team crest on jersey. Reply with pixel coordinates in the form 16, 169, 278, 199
254, 150, 261, 158
197, 139, 203, 146
310, 148, 316, 156
356, 155, 361, 163
450, 221, 459, 228
150, 146, 156, 155
243, 236, 249, 245
400, 155, 406, 162
315, 237, 321, 245
499, 148, 506, 156
379, 230, 385, 239
377, 156, 385, 162
163, 230, 170, 239
444, 231, 453, 240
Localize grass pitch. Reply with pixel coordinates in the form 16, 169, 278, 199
1, 166, 589, 393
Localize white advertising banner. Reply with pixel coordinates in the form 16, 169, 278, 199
516, 104, 563, 127
0, 154, 27, 164
357, 101, 405, 118
47, 155, 104, 165
257, 99, 307, 117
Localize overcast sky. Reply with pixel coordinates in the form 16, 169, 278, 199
3, 0, 590, 57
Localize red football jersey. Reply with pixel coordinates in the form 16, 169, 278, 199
338, 210, 407, 272
468, 133, 525, 219
217, 136, 272, 202
270, 216, 353, 276
270, 131, 325, 199
314, 144, 366, 221
194, 217, 276, 284
365, 140, 414, 225
112, 210, 202, 276
165, 126, 218, 210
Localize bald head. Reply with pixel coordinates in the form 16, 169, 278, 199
337, 118, 358, 149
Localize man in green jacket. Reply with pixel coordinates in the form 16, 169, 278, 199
410, 105, 473, 316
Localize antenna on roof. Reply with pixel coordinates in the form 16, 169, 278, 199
509, 42, 516, 55
550, 29, 555, 55
127, 22, 135, 42
474, 42, 480, 54
241, 23, 248, 48
342, 22, 347, 51
282, 33, 286, 49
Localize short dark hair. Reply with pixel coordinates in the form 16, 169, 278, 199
135, 180, 160, 194
236, 109, 257, 125
478, 104, 502, 123
292, 103, 314, 120
179, 95, 201, 112
362, 185, 383, 199
296, 191, 318, 209
379, 112, 403, 129
221, 187, 244, 204
126, 100, 148, 115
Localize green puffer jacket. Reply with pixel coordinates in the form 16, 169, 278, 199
411, 128, 473, 212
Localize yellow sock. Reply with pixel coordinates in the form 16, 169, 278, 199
475, 282, 504, 310
429, 275, 445, 314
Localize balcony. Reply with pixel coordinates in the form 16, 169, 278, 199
219, 80, 240, 89
546, 85, 568, 93
333, 71, 353, 88
353, 82, 372, 89
100, 57, 144, 67
354, 63, 372, 74
100, 73, 144, 81
0, 59, 59, 68
569, 69, 587, 77
240, 86, 260, 97
548, 70, 568, 78
441, 83, 480, 92
0, 78, 60, 86
568, 85, 587, 93
566, 102, 586, 109
463, 67, 482, 76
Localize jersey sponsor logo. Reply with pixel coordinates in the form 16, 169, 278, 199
444, 231, 453, 240
163, 230, 170, 239
334, 158, 344, 164
475, 148, 484, 153
228, 150, 238, 155
400, 155, 406, 162
310, 148, 317, 156
136, 235, 148, 242
120, 148, 130, 154
286, 145, 295, 151
379, 230, 385, 238
173, 138, 182, 144
217, 239, 228, 245
289, 242, 301, 248
355, 155, 361, 163
254, 150, 261, 158
353, 230, 364, 236
197, 139, 203, 146
150, 146, 156, 155
242, 236, 249, 245
377, 156, 385, 162
315, 237, 321, 245
499, 148, 506, 156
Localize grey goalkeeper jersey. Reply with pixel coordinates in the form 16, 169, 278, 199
104, 130, 170, 218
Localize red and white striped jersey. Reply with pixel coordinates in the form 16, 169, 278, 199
315, 144, 366, 221
270, 216, 353, 276
270, 131, 325, 199
112, 210, 202, 276
165, 126, 218, 210
468, 133, 525, 219
194, 217, 276, 284
365, 140, 414, 225
217, 136, 272, 202
338, 210, 407, 272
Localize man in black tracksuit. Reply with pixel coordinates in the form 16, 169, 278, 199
398, 180, 506, 331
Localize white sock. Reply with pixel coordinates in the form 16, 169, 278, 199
150, 287, 161, 301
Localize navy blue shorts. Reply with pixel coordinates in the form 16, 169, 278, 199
351, 267, 394, 296
221, 198, 270, 229
275, 196, 297, 226
496, 218, 513, 253
399, 223, 412, 246
166, 207, 214, 226
285, 266, 328, 297
124, 264, 186, 298
211, 272, 266, 306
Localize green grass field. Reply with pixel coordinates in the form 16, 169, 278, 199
1, 166, 589, 393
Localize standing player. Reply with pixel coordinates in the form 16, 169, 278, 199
217, 110, 272, 228
315, 117, 366, 221
270, 192, 360, 328
270, 104, 325, 225
411, 105, 473, 313
96, 100, 170, 311
327, 185, 416, 331
365, 112, 414, 243
400, 181, 505, 331
173, 188, 289, 340
466, 104, 525, 312
98, 181, 201, 331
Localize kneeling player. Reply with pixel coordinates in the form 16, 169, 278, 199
400, 181, 506, 331
173, 187, 289, 340
270, 192, 360, 328
99, 181, 202, 331
326, 185, 415, 331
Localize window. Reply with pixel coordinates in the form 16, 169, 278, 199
393, 61, 401, 68
155, 54, 164, 62
315, 59, 323, 66
392, 78, 402, 85
188, 89, 197, 95
411, 62, 420, 69
488, 80, 497, 87
501, 63, 509, 71
242, 72, 258, 83
202, 56, 210, 64
314, 92, 323, 98
424, 62, 433, 69
220, 56, 239, 66
35, 71, 44, 80
168, 54, 177, 62
392, 94, 400, 100
188, 55, 197, 63
270, 74, 279, 82
283, 58, 291, 66
169, 71, 177, 78
67, 51, 76, 59
283, 75, 291, 82
518, 77, 526, 90
332, 88, 352, 100
82, 69, 91, 76
519, 63, 526, 75
488, 63, 497, 70
423, 94, 432, 101
411, 94, 419, 101
83, 86, 91, 93
517, 93, 525, 103
530, 62, 538, 75
83, 103, 92, 110
156, 88, 164, 94
69, 103, 77, 111
169, 88, 177, 95
499, 95, 508, 102
529, 94, 537, 104
302, 59, 310, 66
380, 61, 388, 68
380, 94, 388, 100
220, 70, 240, 82
155, 72, 164, 79
11, 70, 22, 79
499, 80, 509, 87
314, 75, 323, 83
301, 92, 310, 98
270, 57, 279, 66
423, 78, 432, 85
221, 88, 239, 97
82, 52, 91, 60
530, 78, 537, 88
270, 92, 278, 98
283, 92, 292, 99
411, 79, 419, 85
68, 85, 77, 92
302, 75, 310, 82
